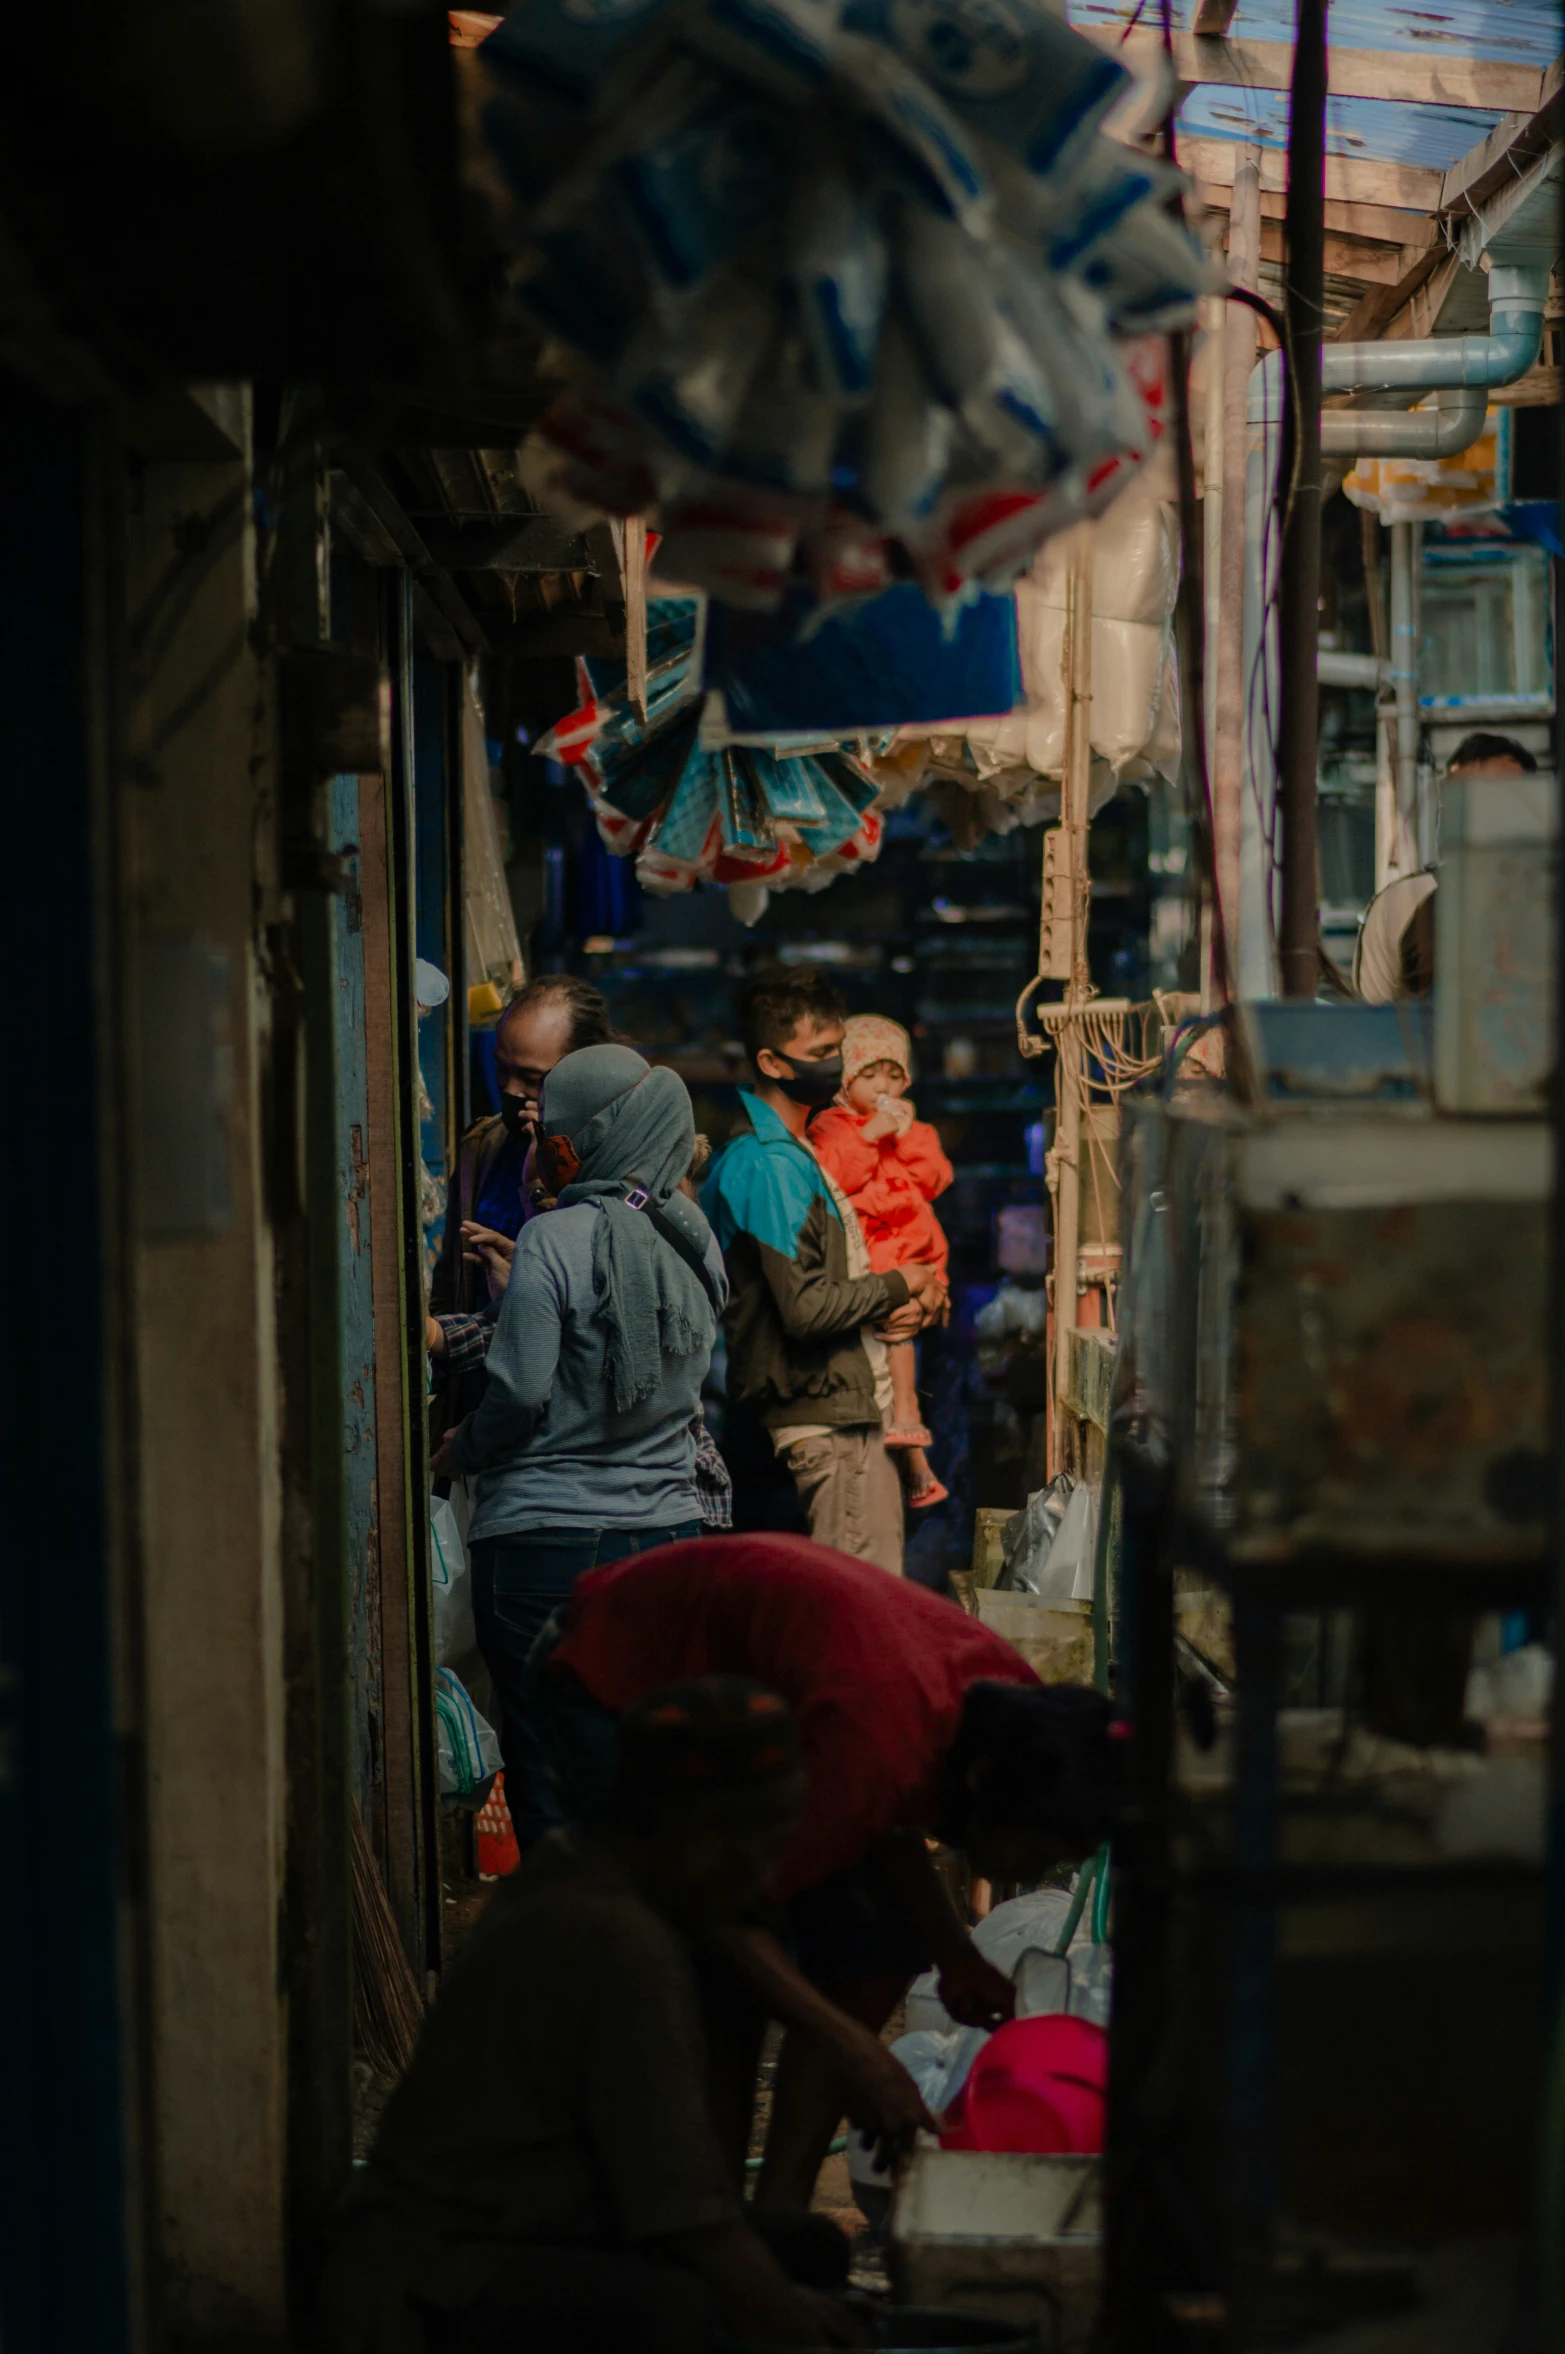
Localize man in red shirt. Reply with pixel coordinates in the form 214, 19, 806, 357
539, 1534, 1121, 2207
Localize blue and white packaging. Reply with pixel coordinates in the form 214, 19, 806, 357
705, 579, 1021, 734
860, 315, 954, 530
689, 0, 839, 98
898, 209, 1063, 480
614, 66, 789, 290
615, 273, 778, 470
833, 32, 992, 227
789, 158, 890, 401
842, 0, 1128, 179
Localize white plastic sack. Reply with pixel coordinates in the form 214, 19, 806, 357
431, 1495, 476, 1669
847, 2026, 989, 2191
435, 1665, 503, 1800
1001, 1478, 1099, 1603
902, 478, 1180, 787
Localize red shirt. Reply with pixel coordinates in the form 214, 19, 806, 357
553, 1534, 1037, 1899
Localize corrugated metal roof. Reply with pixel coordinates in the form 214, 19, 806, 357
1070, 0, 1561, 67
1174, 83, 1504, 162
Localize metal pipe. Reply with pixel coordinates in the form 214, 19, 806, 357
1389, 520, 1420, 880
1235, 271, 1546, 993
1320, 268, 1547, 393
1276, 0, 1329, 1001
1321, 384, 1489, 459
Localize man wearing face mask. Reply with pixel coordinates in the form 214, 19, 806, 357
703, 975, 945, 1576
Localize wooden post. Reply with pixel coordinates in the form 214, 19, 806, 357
624, 515, 649, 722
1212, 143, 1262, 988
1050, 527, 1095, 1475
1277, 0, 1329, 998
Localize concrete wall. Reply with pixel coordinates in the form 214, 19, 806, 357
120, 405, 291, 2341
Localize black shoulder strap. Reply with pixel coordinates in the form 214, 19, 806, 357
626, 1190, 724, 1316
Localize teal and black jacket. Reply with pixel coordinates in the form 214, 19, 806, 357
703, 1091, 911, 1432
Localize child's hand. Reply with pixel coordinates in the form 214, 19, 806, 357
876, 1091, 915, 1135
861, 1107, 900, 1143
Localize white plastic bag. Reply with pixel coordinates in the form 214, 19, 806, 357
435, 1666, 503, 1801
431, 1496, 476, 1668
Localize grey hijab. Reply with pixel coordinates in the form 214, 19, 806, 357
540, 1044, 716, 1412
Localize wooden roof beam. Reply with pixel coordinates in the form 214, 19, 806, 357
1439, 58, 1565, 210
1183, 136, 1443, 213
1198, 185, 1439, 251
1117, 27, 1558, 112
1256, 219, 1436, 287
1190, 0, 1238, 36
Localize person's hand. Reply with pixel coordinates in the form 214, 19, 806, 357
874, 1301, 926, 1344
903, 1262, 945, 1309
461, 1223, 515, 1291
837, 2022, 936, 2164
877, 1091, 916, 1136
861, 1107, 899, 1144
936, 1944, 1017, 2031
429, 1427, 462, 1481
425, 1315, 446, 1357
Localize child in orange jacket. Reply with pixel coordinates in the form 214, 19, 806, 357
810, 1015, 953, 1509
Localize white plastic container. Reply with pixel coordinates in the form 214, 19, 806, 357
890, 2146, 1103, 2353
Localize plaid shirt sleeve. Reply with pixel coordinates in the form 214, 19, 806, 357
691, 1415, 733, 1530
435, 1312, 494, 1373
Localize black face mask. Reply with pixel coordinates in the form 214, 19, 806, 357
772, 1053, 844, 1109
498, 1092, 534, 1140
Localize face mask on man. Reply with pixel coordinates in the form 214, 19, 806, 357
771, 1053, 844, 1109
498, 1092, 534, 1140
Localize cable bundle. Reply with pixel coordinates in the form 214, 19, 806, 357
476, 0, 1212, 614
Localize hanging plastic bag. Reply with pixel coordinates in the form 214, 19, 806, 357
431, 1496, 476, 1668
435, 1666, 503, 1802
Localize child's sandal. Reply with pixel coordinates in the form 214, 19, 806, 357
884, 1422, 933, 1449
907, 1476, 950, 1510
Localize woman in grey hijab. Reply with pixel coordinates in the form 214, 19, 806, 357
446, 1045, 726, 1849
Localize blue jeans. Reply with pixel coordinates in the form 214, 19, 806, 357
469, 1522, 701, 1849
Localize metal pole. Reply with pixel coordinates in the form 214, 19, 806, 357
1213, 145, 1262, 990
1390, 520, 1420, 879
1277, 0, 1328, 998
1049, 526, 1095, 1476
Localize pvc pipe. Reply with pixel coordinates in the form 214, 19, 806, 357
1320, 267, 1547, 394
1389, 520, 1420, 880
1234, 268, 1546, 993
1321, 385, 1488, 460
1317, 650, 1385, 688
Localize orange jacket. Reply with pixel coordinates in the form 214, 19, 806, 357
809, 1105, 953, 1276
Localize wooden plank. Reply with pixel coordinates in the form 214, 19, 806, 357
1138, 30, 1552, 113
1259, 222, 1427, 287
415, 515, 592, 572
1184, 136, 1443, 212
1328, 246, 1450, 342
1191, 0, 1238, 36
1439, 71, 1564, 211
1212, 143, 1260, 985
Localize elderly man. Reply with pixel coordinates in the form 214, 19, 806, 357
426, 975, 616, 1419
1355, 733, 1538, 1003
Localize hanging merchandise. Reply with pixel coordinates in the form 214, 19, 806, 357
474, 0, 1212, 617
536, 593, 890, 903
882, 454, 1181, 842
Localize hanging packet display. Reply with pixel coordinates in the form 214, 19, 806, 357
788, 157, 890, 400
841, 0, 1128, 180
705, 579, 1020, 735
